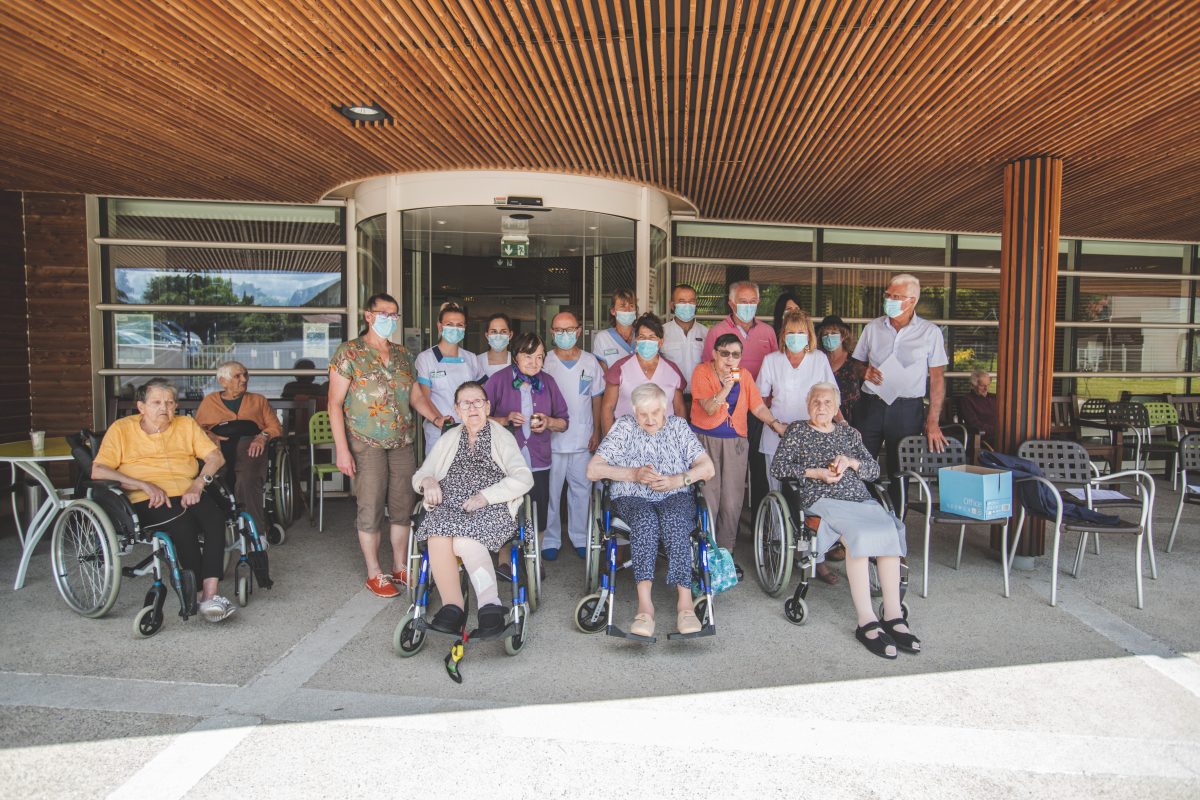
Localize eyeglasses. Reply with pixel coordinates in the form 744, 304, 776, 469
457, 399, 487, 409
884, 293, 912, 302
370, 310, 400, 320
551, 327, 579, 335
716, 349, 742, 359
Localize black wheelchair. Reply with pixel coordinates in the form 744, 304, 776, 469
208, 418, 295, 546
50, 429, 274, 637
574, 479, 717, 643
393, 495, 540, 684
753, 478, 909, 625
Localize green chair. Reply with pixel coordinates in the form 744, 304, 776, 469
308, 411, 342, 532
1142, 402, 1182, 487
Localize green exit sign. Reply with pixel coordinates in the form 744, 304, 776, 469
500, 241, 529, 258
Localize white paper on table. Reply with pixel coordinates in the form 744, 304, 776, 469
872, 353, 922, 405
1065, 488, 1129, 502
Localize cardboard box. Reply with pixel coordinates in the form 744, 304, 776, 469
937, 465, 1013, 521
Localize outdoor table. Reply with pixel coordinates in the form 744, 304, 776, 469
0, 438, 75, 590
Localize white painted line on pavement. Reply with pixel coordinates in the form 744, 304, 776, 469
106, 714, 259, 800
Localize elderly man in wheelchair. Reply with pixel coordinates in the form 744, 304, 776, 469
55, 378, 270, 635
768, 382, 920, 660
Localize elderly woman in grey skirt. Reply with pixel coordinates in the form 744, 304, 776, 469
770, 382, 921, 659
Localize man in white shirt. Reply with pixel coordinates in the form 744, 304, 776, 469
543, 310, 606, 560
852, 273, 949, 510
591, 288, 637, 368
661, 283, 708, 409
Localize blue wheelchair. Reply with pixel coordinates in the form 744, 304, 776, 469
574, 479, 717, 643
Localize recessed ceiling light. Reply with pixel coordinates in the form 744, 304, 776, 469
436, 220, 446, 225
443, 244, 452, 249
568, 247, 578, 253
510, 213, 534, 221
332, 101, 392, 124
588, 226, 598, 231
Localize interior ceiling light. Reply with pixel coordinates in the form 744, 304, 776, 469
510, 213, 534, 221
332, 101, 392, 124
588, 226, 598, 231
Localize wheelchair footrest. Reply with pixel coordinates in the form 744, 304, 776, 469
247, 551, 273, 589
666, 624, 716, 641
468, 622, 517, 642
415, 618, 463, 638
606, 625, 656, 644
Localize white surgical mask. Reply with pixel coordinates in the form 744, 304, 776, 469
554, 330, 578, 350
673, 303, 696, 323
615, 310, 637, 327
442, 325, 465, 344
883, 298, 906, 318
785, 333, 808, 353
486, 334, 510, 352
371, 315, 397, 339
735, 303, 757, 323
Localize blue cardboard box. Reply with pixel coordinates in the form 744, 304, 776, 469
937, 465, 1013, 521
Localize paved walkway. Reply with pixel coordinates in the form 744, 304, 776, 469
1, 480, 1199, 798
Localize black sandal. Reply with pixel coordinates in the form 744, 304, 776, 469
855, 621, 897, 660
880, 617, 921, 653
428, 604, 465, 634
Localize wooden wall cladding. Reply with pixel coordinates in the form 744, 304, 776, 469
23, 193, 91, 437
0, 2, 1198, 241
0, 191, 31, 443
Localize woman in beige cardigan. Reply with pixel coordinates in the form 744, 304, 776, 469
411, 380, 533, 638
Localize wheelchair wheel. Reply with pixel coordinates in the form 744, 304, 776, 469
503, 603, 529, 655
221, 521, 236, 577
273, 445, 295, 527
784, 597, 809, 626
133, 604, 164, 637
753, 493, 794, 598
877, 600, 911, 622
51, 500, 121, 618
522, 496, 541, 613
585, 486, 603, 593
267, 522, 287, 546
574, 593, 608, 634
394, 607, 427, 657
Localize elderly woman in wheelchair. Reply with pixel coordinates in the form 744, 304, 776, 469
394, 380, 536, 682
769, 382, 920, 659
583, 383, 716, 642
58, 378, 269, 635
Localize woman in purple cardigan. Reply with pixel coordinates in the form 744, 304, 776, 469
484, 332, 570, 534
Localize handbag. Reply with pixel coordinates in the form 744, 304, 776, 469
696, 544, 738, 596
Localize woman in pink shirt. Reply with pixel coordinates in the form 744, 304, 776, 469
599, 314, 687, 436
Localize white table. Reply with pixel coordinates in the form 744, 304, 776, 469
0, 438, 74, 590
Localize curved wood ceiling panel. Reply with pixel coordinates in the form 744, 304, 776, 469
0, 0, 1197, 240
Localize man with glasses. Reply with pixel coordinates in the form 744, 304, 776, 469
662, 283, 708, 412
852, 273, 949, 510
542, 310, 607, 559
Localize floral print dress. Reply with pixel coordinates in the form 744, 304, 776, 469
330, 336, 416, 448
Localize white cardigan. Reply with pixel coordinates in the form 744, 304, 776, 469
411, 421, 534, 518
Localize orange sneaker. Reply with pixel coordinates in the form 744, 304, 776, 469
390, 568, 408, 587
366, 574, 400, 598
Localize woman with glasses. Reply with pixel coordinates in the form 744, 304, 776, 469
758, 308, 840, 583
477, 312, 513, 379
415, 301, 483, 457
328, 293, 445, 597
690, 333, 788, 569
412, 381, 534, 638
599, 313, 687, 437
483, 332, 569, 535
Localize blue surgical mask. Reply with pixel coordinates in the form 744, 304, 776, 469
553, 330, 578, 350
487, 334, 510, 352
673, 303, 696, 323
883, 298, 906, 318
371, 315, 397, 339
635, 340, 659, 359
785, 333, 808, 353
441, 325, 465, 344
615, 310, 637, 327
735, 303, 757, 323
821, 333, 842, 351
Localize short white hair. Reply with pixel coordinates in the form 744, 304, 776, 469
630, 383, 669, 412
727, 280, 760, 303
970, 369, 991, 387
217, 361, 247, 381
807, 381, 841, 406
888, 273, 921, 300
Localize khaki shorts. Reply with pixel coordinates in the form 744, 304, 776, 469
349, 437, 416, 534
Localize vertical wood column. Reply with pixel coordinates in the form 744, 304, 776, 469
995, 156, 1062, 556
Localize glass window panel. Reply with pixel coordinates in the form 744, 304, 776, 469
108, 246, 344, 307
944, 326, 1000, 374
823, 229, 946, 266
818, 267, 954, 320
107, 311, 343, 392
1078, 240, 1186, 275
672, 263, 816, 319
357, 215, 386, 309
1063, 325, 1190, 374
650, 226, 669, 315
1071, 377, 1191, 402
1058, 276, 1192, 324
949, 271, 1001, 321
103, 198, 344, 245
954, 235, 1071, 270
673, 221, 813, 261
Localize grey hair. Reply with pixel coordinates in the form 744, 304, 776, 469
727, 280, 760, 303
216, 361, 247, 381
137, 378, 178, 402
807, 381, 841, 406
630, 382, 669, 413
888, 273, 921, 300
970, 369, 991, 387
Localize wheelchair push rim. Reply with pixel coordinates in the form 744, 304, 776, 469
753, 493, 794, 598
51, 500, 122, 618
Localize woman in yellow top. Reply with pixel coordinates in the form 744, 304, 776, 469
689, 333, 787, 574
92, 379, 233, 622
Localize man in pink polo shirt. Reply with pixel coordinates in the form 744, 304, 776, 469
701, 280, 777, 559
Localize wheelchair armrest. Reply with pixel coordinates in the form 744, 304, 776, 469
80, 478, 124, 496
690, 479, 706, 496
865, 480, 896, 515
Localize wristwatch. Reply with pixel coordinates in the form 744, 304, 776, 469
201, 473, 214, 485
682, 473, 692, 487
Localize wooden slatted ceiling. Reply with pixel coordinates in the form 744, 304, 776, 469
0, 1, 1197, 241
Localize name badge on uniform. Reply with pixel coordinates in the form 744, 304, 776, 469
604, 348, 618, 356
430, 370, 447, 379
578, 374, 593, 396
